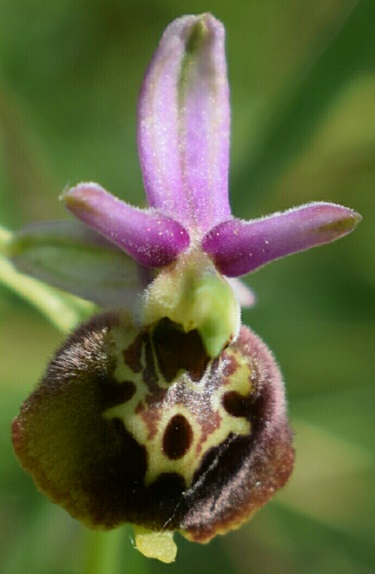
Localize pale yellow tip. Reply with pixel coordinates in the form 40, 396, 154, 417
134, 526, 177, 563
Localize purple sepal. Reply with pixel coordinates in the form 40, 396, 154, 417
137, 14, 231, 235
63, 183, 190, 267
202, 202, 362, 277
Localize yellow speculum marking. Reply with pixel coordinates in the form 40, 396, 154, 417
103, 326, 253, 488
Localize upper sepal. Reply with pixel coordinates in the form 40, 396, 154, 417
137, 14, 231, 235
202, 202, 362, 277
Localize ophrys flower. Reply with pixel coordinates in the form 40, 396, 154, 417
11, 14, 361, 563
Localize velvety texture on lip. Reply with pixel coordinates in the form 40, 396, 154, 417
12, 313, 294, 542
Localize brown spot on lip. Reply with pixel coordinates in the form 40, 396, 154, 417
136, 393, 166, 441
221, 351, 240, 379
102, 379, 136, 409
152, 318, 209, 382
123, 333, 143, 373
163, 414, 193, 460
200, 410, 221, 440
222, 391, 253, 418
135, 400, 145, 414
143, 334, 159, 392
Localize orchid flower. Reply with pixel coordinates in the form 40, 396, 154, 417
11, 14, 361, 563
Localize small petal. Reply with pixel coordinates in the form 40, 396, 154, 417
10, 220, 153, 307
62, 183, 189, 267
228, 278, 256, 308
202, 202, 362, 277
137, 14, 231, 235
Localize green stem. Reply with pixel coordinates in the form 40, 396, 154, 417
83, 529, 124, 574
0, 225, 94, 332
0, 253, 93, 333
0, 225, 12, 251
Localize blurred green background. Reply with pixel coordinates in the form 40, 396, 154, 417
1, 1, 374, 573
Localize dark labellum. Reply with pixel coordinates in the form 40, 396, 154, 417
12, 310, 294, 542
